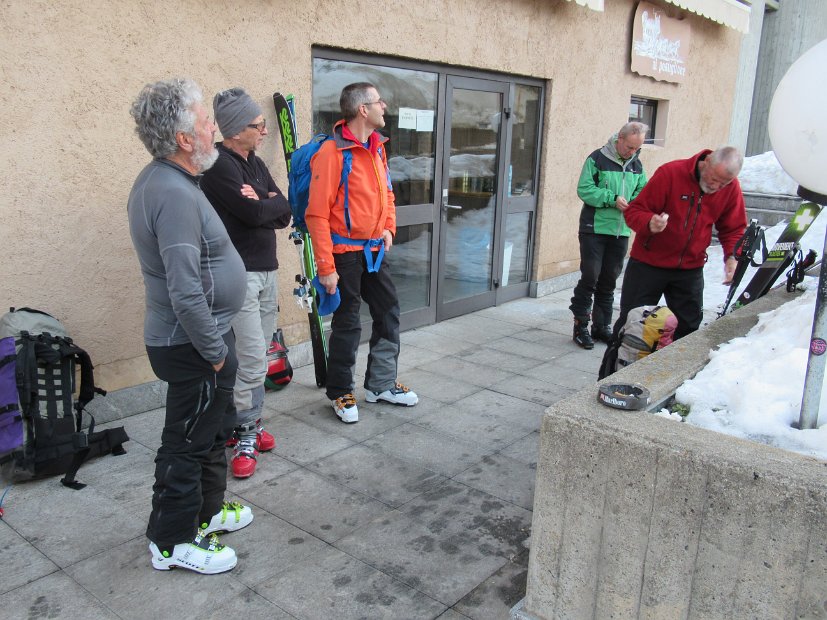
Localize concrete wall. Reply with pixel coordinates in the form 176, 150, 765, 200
0, 0, 746, 392
728, 0, 766, 152
521, 289, 827, 619
746, 0, 827, 156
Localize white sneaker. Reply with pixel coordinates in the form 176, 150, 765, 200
365, 382, 419, 406
149, 529, 237, 574
201, 501, 253, 535
331, 393, 359, 423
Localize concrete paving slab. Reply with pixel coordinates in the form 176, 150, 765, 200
0, 571, 120, 619
454, 550, 529, 620
362, 422, 493, 477
452, 344, 547, 374
334, 508, 515, 606
0, 522, 58, 595
489, 373, 573, 407
412, 390, 544, 451
269, 413, 355, 466
452, 453, 536, 511
397, 367, 483, 404
214, 504, 329, 588
254, 545, 447, 619
3, 479, 148, 569
201, 588, 297, 619
399, 481, 532, 559
290, 399, 411, 443
65, 536, 248, 620
476, 300, 571, 327
396, 343, 448, 373
418, 314, 526, 344
263, 381, 324, 416
523, 358, 599, 390
243, 467, 394, 543
111, 406, 165, 450
498, 431, 540, 467
400, 328, 478, 356
308, 444, 447, 508
483, 332, 572, 363
436, 609, 473, 619
427, 356, 517, 388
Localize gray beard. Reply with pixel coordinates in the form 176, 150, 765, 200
193, 144, 219, 173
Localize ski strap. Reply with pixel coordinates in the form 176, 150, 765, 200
719, 220, 766, 317
786, 249, 818, 292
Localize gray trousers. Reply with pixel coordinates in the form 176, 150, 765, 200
231, 270, 277, 426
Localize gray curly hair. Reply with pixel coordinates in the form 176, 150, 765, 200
130, 78, 203, 158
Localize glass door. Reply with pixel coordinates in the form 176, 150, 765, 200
437, 76, 508, 320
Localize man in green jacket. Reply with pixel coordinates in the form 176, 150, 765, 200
570, 122, 648, 349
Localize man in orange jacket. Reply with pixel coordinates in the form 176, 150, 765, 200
306, 82, 418, 423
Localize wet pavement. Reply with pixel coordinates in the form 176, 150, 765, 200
0, 289, 607, 619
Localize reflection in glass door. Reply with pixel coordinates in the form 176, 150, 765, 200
438, 77, 507, 317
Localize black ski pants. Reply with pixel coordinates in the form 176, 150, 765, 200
612, 258, 704, 342
145, 330, 238, 549
569, 232, 628, 328
326, 250, 400, 401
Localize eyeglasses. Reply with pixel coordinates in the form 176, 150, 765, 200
363, 99, 387, 107
247, 120, 267, 131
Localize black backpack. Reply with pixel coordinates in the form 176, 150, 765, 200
0, 307, 129, 489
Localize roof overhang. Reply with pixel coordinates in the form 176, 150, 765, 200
662, 0, 751, 33
565, 0, 605, 11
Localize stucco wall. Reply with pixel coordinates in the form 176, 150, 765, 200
0, 0, 745, 392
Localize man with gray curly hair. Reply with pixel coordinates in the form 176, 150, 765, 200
127, 78, 254, 574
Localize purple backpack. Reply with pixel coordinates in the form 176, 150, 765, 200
0, 336, 23, 459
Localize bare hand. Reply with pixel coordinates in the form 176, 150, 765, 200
240, 184, 260, 200
649, 212, 669, 234
319, 271, 339, 295
615, 196, 629, 211
212, 358, 225, 372
723, 255, 738, 285
381, 229, 393, 252
267, 191, 278, 198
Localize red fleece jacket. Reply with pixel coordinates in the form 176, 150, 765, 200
624, 150, 747, 270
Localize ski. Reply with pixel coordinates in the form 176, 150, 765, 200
273, 92, 328, 388
731, 201, 823, 311
718, 219, 766, 317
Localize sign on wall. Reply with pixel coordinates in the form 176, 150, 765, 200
631, 1, 691, 84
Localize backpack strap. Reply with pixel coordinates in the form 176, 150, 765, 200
341, 148, 353, 232
331, 146, 386, 272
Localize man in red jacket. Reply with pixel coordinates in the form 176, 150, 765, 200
615, 146, 747, 341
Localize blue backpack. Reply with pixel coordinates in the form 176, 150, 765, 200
288, 135, 388, 273
288, 134, 352, 233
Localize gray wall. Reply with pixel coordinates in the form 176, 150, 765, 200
746, 0, 827, 155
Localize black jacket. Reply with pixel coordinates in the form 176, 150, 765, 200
201, 143, 291, 271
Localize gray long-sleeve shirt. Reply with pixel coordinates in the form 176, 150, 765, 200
128, 158, 246, 364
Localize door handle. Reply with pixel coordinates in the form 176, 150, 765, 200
441, 188, 462, 211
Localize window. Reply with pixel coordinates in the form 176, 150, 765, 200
629, 96, 658, 144
312, 58, 438, 207
509, 85, 541, 196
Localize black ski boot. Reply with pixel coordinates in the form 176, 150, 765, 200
591, 324, 613, 345
573, 317, 594, 350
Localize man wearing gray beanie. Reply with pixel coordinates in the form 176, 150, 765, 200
201, 87, 291, 479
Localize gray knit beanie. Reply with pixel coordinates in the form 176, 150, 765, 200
213, 87, 262, 138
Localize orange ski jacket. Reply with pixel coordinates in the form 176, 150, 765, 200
306, 120, 396, 276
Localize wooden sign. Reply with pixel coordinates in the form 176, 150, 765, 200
631, 2, 691, 84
